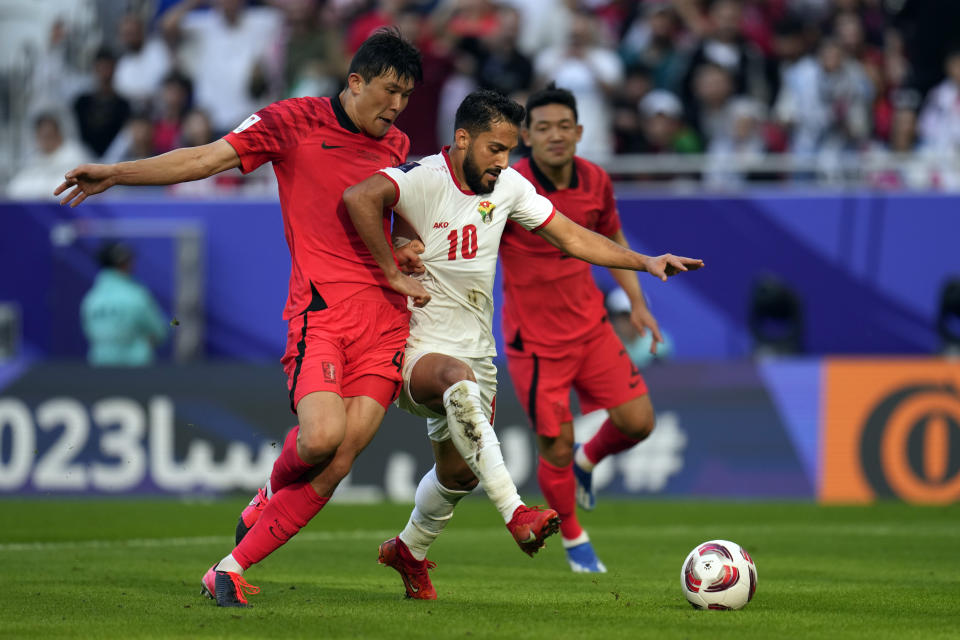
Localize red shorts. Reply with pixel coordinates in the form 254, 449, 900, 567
505, 321, 648, 437
281, 293, 409, 412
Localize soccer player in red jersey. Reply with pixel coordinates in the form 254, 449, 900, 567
500, 85, 669, 573
54, 30, 428, 607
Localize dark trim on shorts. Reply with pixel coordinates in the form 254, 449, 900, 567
528, 352, 540, 430
289, 314, 309, 413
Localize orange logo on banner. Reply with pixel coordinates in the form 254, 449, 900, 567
821, 359, 960, 504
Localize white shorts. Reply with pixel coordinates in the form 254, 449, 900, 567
395, 345, 498, 442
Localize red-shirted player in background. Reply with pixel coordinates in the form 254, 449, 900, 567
501, 85, 676, 573
55, 30, 430, 607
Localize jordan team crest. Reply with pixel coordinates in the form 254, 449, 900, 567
478, 200, 496, 223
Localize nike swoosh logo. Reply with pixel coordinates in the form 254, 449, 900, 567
629, 380, 639, 388
321, 142, 344, 149
522, 531, 537, 543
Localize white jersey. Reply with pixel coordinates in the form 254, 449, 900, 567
379, 148, 555, 357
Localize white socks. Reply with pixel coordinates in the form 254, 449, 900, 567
215, 553, 244, 575
399, 466, 470, 561
562, 531, 590, 548
442, 380, 523, 522
574, 445, 595, 472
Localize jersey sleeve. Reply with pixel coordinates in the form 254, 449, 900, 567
506, 171, 556, 232
595, 169, 622, 237
378, 162, 434, 238
222, 98, 313, 174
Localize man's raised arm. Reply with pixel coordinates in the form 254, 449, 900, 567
54, 139, 242, 207
342, 174, 430, 307
536, 210, 704, 281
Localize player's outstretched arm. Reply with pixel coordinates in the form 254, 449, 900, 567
343, 174, 430, 307
54, 139, 241, 207
536, 211, 704, 281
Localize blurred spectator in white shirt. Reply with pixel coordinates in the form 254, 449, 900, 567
704, 97, 768, 189
774, 37, 873, 155
7, 113, 90, 200
163, 0, 282, 134
113, 12, 172, 109
918, 50, 960, 156
534, 10, 624, 162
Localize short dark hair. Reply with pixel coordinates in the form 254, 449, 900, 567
524, 83, 578, 127
98, 242, 133, 269
348, 27, 422, 84
454, 90, 525, 136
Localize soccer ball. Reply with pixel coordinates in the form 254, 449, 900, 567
681, 539, 757, 610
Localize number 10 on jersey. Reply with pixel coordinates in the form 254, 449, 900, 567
447, 225, 478, 260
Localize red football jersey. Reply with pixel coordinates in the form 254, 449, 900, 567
224, 96, 410, 319
500, 156, 621, 356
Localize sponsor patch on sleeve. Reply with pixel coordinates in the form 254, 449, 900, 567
232, 114, 261, 134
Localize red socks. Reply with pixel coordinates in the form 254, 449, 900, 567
233, 481, 329, 568
537, 457, 582, 541
582, 419, 641, 466
270, 425, 313, 493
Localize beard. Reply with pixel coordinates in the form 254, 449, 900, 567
462, 146, 497, 195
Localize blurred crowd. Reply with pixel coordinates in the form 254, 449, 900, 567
7, 0, 960, 198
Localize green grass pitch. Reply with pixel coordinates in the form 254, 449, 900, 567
1, 497, 957, 639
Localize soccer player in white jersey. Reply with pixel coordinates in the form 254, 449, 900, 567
343, 90, 703, 600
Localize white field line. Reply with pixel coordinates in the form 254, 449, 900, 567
0, 523, 951, 553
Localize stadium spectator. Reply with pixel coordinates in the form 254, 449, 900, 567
679, 0, 771, 109
152, 72, 194, 154
774, 37, 873, 155
619, 1, 687, 94
704, 96, 769, 188
162, 0, 282, 135
7, 113, 90, 200
277, 0, 347, 98
917, 49, 960, 157
534, 10, 624, 161
500, 85, 681, 573
394, 6, 456, 156
611, 64, 654, 153
113, 12, 173, 108
55, 30, 424, 608
80, 242, 168, 367
472, 5, 532, 98
606, 287, 674, 367
343, 88, 702, 595
498, 0, 571, 59
102, 111, 157, 163
689, 62, 736, 145
639, 89, 701, 154
73, 46, 132, 158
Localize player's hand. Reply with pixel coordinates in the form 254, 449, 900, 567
388, 271, 430, 307
395, 239, 425, 275
54, 163, 117, 207
630, 304, 664, 355
644, 254, 704, 282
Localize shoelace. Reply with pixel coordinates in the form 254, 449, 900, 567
227, 573, 261, 605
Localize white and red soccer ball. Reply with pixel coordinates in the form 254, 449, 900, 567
681, 539, 757, 610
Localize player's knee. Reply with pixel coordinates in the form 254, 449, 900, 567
539, 436, 574, 467
296, 424, 344, 464
435, 455, 478, 491
438, 360, 476, 391
622, 407, 655, 441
